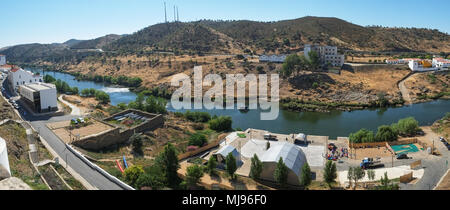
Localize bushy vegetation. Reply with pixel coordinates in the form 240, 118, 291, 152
188, 132, 207, 147
350, 117, 420, 143
72, 72, 143, 88
208, 116, 232, 132
54, 79, 78, 95
183, 111, 212, 123
391, 117, 420, 137
80, 88, 110, 104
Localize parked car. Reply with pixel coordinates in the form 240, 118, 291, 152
440, 137, 446, 142
416, 130, 425, 136
396, 153, 409, 159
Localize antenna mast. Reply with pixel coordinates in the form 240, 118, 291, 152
164, 2, 167, 23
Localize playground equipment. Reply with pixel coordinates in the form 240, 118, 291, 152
123, 155, 128, 169
116, 160, 124, 173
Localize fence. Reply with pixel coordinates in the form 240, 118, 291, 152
178, 139, 222, 161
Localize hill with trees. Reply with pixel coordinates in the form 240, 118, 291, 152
1, 16, 449, 63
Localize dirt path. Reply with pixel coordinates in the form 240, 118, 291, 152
399, 80, 412, 104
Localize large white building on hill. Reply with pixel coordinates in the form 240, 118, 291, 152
304, 44, 345, 67
7, 67, 43, 93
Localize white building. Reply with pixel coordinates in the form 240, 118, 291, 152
408, 60, 439, 72
432, 58, 450, 70
304, 44, 345, 67
8, 67, 43, 93
0, 55, 6, 66
19, 83, 57, 113
259, 55, 287, 63
386, 59, 408, 65
0, 137, 11, 179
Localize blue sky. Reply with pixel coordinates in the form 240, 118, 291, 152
1, 0, 449, 48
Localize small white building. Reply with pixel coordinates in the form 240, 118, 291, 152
304, 44, 345, 67
19, 83, 57, 113
8, 67, 43, 93
0, 55, 6, 66
259, 55, 287, 63
0, 137, 11, 179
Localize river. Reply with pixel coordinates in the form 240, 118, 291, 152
29, 68, 450, 139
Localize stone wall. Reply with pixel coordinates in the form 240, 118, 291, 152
74, 109, 164, 151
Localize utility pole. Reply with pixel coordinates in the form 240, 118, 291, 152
177, 6, 179, 22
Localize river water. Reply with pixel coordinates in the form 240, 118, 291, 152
29, 68, 450, 138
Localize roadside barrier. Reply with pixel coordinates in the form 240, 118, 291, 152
65, 144, 134, 190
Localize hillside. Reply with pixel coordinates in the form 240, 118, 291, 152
70, 34, 123, 49
104, 22, 242, 54
1, 16, 449, 63
199, 16, 450, 53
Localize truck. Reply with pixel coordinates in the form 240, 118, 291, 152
360, 157, 384, 169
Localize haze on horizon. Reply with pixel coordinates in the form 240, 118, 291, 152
1, 0, 449, 48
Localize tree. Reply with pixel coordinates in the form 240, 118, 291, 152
377, 172, 399, 190
95, 90, 110, 104
44, 75, 56, 83
225, 153, 237, 179
300, 162, 312, 188
375, 125, 398, 142
274, 157, 288, 186
185, 164, 204, 188
188, 132, 207, 147
392, 117, 420, 136
349, 128, 375, 143
367, 169, 376, 182
124, 165, 145, 188
352, 167, 365, 190
282, 54, 300, 78
347, 167, 354, 189
307, 51, 320, 71
130, 133, 143, 156
250, 154, 263, 180
155, 143, 180, 188
206, 155, 217, 175
323, 160, 337, 186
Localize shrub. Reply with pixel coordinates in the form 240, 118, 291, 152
124, 165, 145, 188
185, 164, 204, 188
188, 132, 207, 147
209, 116, 232, 132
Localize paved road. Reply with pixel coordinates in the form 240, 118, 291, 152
2, 79, 124, 190
27, 115, 123, 190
